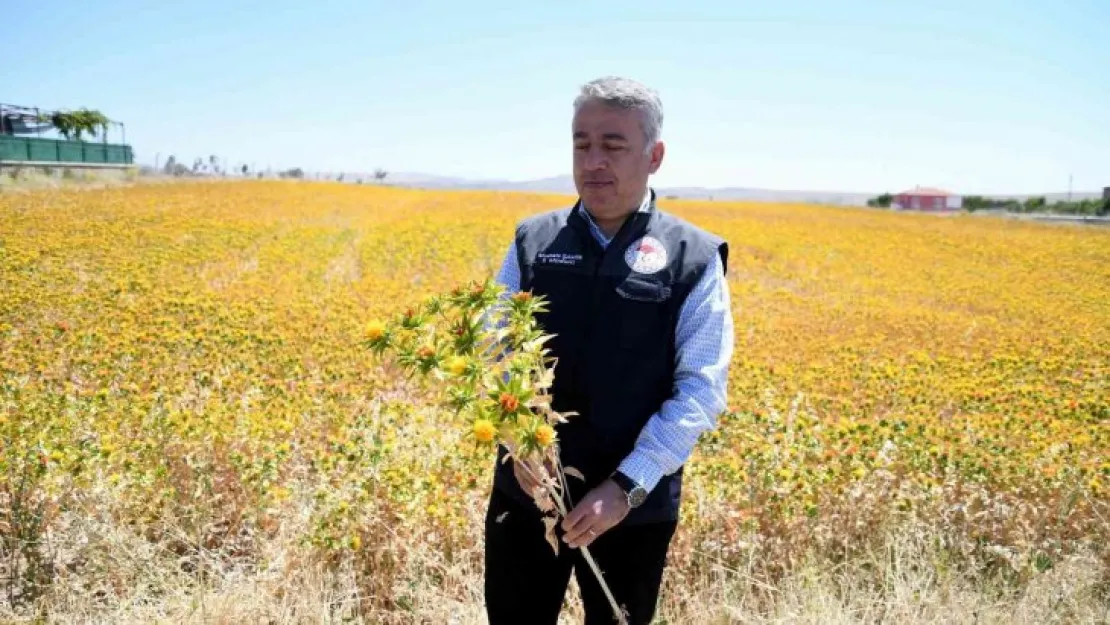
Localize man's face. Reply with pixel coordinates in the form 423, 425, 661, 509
572, 100, 664, 221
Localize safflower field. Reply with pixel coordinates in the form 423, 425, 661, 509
1, 181, 1108, 623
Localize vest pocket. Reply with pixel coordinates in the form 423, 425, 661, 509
614, 278, 673, 349
615, 278, 671, 303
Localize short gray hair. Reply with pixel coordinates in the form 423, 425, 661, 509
573, 76, 663, 150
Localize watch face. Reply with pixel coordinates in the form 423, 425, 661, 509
629, 487, 647, 508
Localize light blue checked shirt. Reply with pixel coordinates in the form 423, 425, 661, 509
494, 189, 734, 494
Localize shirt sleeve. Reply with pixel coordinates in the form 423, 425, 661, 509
494, 241, 521, 293
616, 249, 733, 493
484, 241, 521, 358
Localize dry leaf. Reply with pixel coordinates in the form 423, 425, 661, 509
564, 466, 586, 481
534, 489, 555, 513
542, 516, 559, 555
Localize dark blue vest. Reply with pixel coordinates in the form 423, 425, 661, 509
492, 190, 728, 525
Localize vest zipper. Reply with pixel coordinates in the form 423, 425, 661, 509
574, 209, 649, 398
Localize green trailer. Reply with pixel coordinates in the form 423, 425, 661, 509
0, 135, 133, 166
0, 103, 134, 169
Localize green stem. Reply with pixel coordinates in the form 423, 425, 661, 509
518, 456, 627, 625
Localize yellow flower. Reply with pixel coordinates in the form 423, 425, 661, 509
445, 355, 468, 376
365, 320, 387, 340
535, 424, 556, 447
473, 419, 497, 443
349, 535, 362, 550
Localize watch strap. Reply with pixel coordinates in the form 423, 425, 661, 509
611, 470, 646, 508
611, 470, 639, 494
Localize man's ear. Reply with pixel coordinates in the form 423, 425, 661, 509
648, 141, 665, 174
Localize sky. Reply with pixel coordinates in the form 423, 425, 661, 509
4, 0, 1108, 194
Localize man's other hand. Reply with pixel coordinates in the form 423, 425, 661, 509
561, 479, 630, 549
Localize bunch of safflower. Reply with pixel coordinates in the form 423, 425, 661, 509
364, 278, 627, 624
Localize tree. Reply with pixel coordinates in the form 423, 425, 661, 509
162, 155, 188, 177
1023, 196, 1046, 213
209, 155, 220, 175
241, 164, 249, 176
1048, 197, 1110, 216
962, 195, 993, 211
374, 168, 389, 182
41, 108, 110, 141
866, 193, 893, 208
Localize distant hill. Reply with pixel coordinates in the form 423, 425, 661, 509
654, 186, 876, 206
380, 173, 875, 205
380, 172, 578, 194
333, 171, 1103, 207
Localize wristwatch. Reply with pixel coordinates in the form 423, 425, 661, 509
610, 471, 648, 509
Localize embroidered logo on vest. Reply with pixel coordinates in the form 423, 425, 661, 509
537, 251, 583, 267
624, 236, 668, 274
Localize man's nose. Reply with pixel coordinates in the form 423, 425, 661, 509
584, 147, 608, 170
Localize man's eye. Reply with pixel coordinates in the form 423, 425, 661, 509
605, 145, 625, 152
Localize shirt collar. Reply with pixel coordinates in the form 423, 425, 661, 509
577, 187, 652, 249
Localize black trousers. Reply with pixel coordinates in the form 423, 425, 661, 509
483, 486, 678, 625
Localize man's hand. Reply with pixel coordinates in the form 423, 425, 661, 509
561, 479, 630, 549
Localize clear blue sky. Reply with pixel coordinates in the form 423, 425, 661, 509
4, 0, 1108, 194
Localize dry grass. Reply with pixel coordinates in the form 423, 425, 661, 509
9, 486, 1106, 624
0, 166, 138, 191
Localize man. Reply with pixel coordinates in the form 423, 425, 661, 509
484, 76, 734, 625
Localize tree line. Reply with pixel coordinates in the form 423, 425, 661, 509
961, 195, 1108, 216
867, 193, 1109, 216
154, 157, 389, 184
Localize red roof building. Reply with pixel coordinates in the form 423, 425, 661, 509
893, 186, 962, 211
